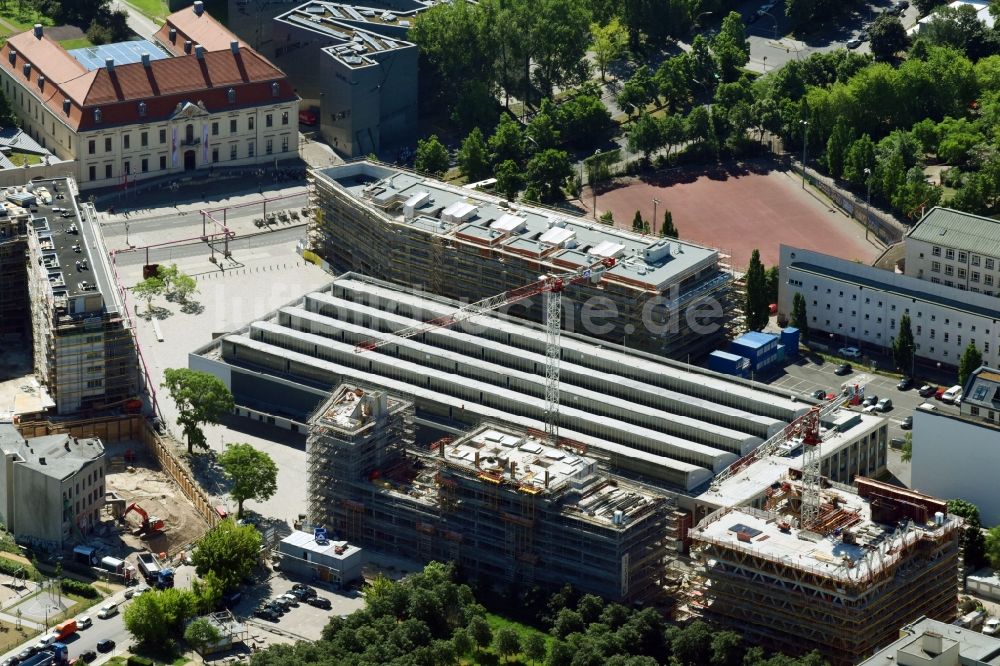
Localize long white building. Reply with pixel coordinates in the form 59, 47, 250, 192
779, 245, 1000, 369
905, 207, 1000, 296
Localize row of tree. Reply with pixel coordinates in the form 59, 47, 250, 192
248, 561, 828, 666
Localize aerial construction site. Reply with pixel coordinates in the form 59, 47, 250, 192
306, 384, 675, 603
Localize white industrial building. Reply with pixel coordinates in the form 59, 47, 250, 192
912, 366, 1000, 525
859, 615, 1000, 665
277, 529, 364, 584
905, 207, 1000, 295
779, 245, 1000, 370
191, 273, 888, 516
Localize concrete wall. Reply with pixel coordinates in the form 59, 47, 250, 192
912, 408, 1000, 525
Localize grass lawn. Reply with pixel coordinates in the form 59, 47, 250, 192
106, 652, 191, 665
123, 0, 168, 21
0, 620, 33, 656
0, 6, 53, 32
8, 152, 42, 166
456, 613, 553, 665
58, 37, 93, 49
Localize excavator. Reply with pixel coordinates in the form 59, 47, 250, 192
121, 502, 165, 536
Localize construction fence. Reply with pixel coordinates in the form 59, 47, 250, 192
17, 414, 221, 548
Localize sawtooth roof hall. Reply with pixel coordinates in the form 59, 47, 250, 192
192, 274, 813, 494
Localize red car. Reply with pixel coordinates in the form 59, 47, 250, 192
934, 386, 946, 400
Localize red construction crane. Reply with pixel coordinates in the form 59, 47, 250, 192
354, 257, 617, 446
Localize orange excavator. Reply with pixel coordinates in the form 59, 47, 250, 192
121, 502, 165, 535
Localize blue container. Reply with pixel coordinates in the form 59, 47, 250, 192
730, 332, 780, 372
708, 350, 750, 377
780, 327, 800, 357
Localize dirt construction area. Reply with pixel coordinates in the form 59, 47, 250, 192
590, 162, 882, 270
103, 441, 209, 557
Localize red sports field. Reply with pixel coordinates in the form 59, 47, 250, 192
587, 163, 881, 270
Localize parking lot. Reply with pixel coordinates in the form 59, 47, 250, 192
234, 574, 365, 642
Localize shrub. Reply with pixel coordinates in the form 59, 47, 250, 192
0, 557, 28, 577
61, 578, 100, 599
127, 656, 154, 666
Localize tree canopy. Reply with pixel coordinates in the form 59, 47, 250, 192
191, 519, 262, 593
218, 443, 279, 517
161, 369, 235, 454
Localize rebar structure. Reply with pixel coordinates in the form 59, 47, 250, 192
543, 286, 561, 447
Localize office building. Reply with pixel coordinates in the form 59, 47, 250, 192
905, 207, 1000, 294
0, 424, 107, 550
860, 615, 1000, 665
0, 2, 298, 190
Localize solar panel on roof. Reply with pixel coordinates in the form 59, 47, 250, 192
729, 523, 762, 538
973, 384, 990, 400
67, 40, 168, 71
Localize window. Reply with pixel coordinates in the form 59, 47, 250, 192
105, 164, 112, 179
230, 118, 237, 133
123, 161, 130, 175
945, 280, 954, 287
945, 265, 954, 276
972, 272, 980, 282
988, 258, 995, 270
104, 137, 111, 152
88, 165, 95, 181
958, 268, 967, 279
281, 111, 288, 125
94, 108, 102, 123
265, 113, 272, 128
230, 143, 237, 160
141, 158, 148, 173
141, 131, 148, 147
138, 101, 147, 117
212, 148, 218, 163
248, 116, 254, 130
123, 134, 130, 150
271, 82, 279, 97
159, 128, 166, 144
917, 325, 922, 335
987, 275, 995, 286
971, 406, 980, 416
932, 246, 941, 257
86, 379, 102, 388
946, 249, 955, 260
159, 155, 166, 170
944, 332, 949, 343
227, 88, 236, 103
248, 141, 254, 157
281, 135, 288, 152
959, 251, 967, 262
931, 261, 940, 273
973, 255, 981, 266
265, 138, 272, 155
212, 121, 219, 136
88, 139, 95, 155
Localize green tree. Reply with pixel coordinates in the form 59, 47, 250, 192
627, 112, 663, 164
764, 266, 780, 304
123, 588, 199, 646
825, 118, 852, 179
494, 627, 521, 663
489, 113, 524, 166
985, 525, 1000, 568
0, 87, 15, 126
555, 93, 612, 146
452, 627, 474, 657
526, 149, 571, 201
218, 443, 278, 517
959, 342, 983, 387
132, 276, 165, 315
948, 499, 981, 526
524, 633, 547, 665
901, 431, 912, 462
415, 135, 450, 176
686, 105, 718, 157
172, 273, 198, 305
591, 18, 627, 81
870, 14, 909, 62
893, 315, 916, 375
791, 291, 809, 337
712, 12, 750, 82
527, 100, 562, 151
468, 615, 492, 654
191, 519, 262, 593
661, 210, 678, 238
745, 249, 769, 331
190, 570, 225, 614
184, 617, 222, 655
710, 630, 745, 666
457, 127, 490, 181
631, 210, 649, 234
161, 368, 235, 454
948, 499, 988, 568
495, 159, 524, 200
843, 135, 876, 186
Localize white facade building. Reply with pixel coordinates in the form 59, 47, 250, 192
779, 245, 1000, 370
905, 207, 1000, 295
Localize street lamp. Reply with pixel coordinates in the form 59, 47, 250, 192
652, 197, 660, 235
863, 167, 873, 240
799, 120, 809, 189
762, 56, 768, 75
592, 149, 601, 219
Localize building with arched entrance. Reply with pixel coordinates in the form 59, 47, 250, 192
0, 2, 299, 190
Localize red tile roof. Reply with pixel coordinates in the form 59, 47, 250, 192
0, 25, 296, 132
155, 6, 247, 56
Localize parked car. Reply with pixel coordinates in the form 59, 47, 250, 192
835, 363, 853, 375
265, 601, 287, 614
811, 389, 827, 400
935, 386, 947, 400
96, 639, 115, 653
291, 586, 316, 600
2, 657, 21, 666
898, 0, 909, 8
918, 384, 937, 397
77, 615, 92, 629
254, 607, 281, 622
897, 377, 913, 391
984, 617, 1000, 636
79, 650, 97, 663
863, 394, 879, 407
942, 385, 963, 403
838, 346, 862, 359
307, 596, 333, 610
279, 593, 300, 607
901, 415, 913, 429
877, 398, 893, 412
846, 39, 862, 49
15, 649, 34, 662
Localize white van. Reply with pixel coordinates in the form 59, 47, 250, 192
98, 602, 119, 619
942, 385, 963, 404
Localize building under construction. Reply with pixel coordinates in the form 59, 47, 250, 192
307, 161, 734, 359
24, 178, 137, 414
0, 196, 29, 340
307, 384, 672, 602
689, 474, 961, 666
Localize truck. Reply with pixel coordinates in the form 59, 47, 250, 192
21, 643, 68, 666
155, 567, 175, 589
137, 552, 161, 581
53, 619, 76, 642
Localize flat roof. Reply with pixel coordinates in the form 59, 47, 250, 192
280, 529, 361, 560
860, 616, 1000, 665
276, 5, 414, 68
315, 162, 721, 293
68, 40, 169, 71
732, 331, 776, 349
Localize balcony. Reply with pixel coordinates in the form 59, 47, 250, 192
179, 137, 201, 147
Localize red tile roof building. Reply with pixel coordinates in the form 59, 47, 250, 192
0, 3, 299, 190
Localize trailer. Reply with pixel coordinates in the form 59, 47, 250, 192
137, 552, 161, 581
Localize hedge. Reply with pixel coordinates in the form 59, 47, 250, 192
0, 556, 28, 577
60, 578, 99, 599
127, 657, 153, 666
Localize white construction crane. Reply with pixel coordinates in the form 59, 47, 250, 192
354, 257, 617, 447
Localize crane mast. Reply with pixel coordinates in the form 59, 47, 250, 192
354, 258, 617, 447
